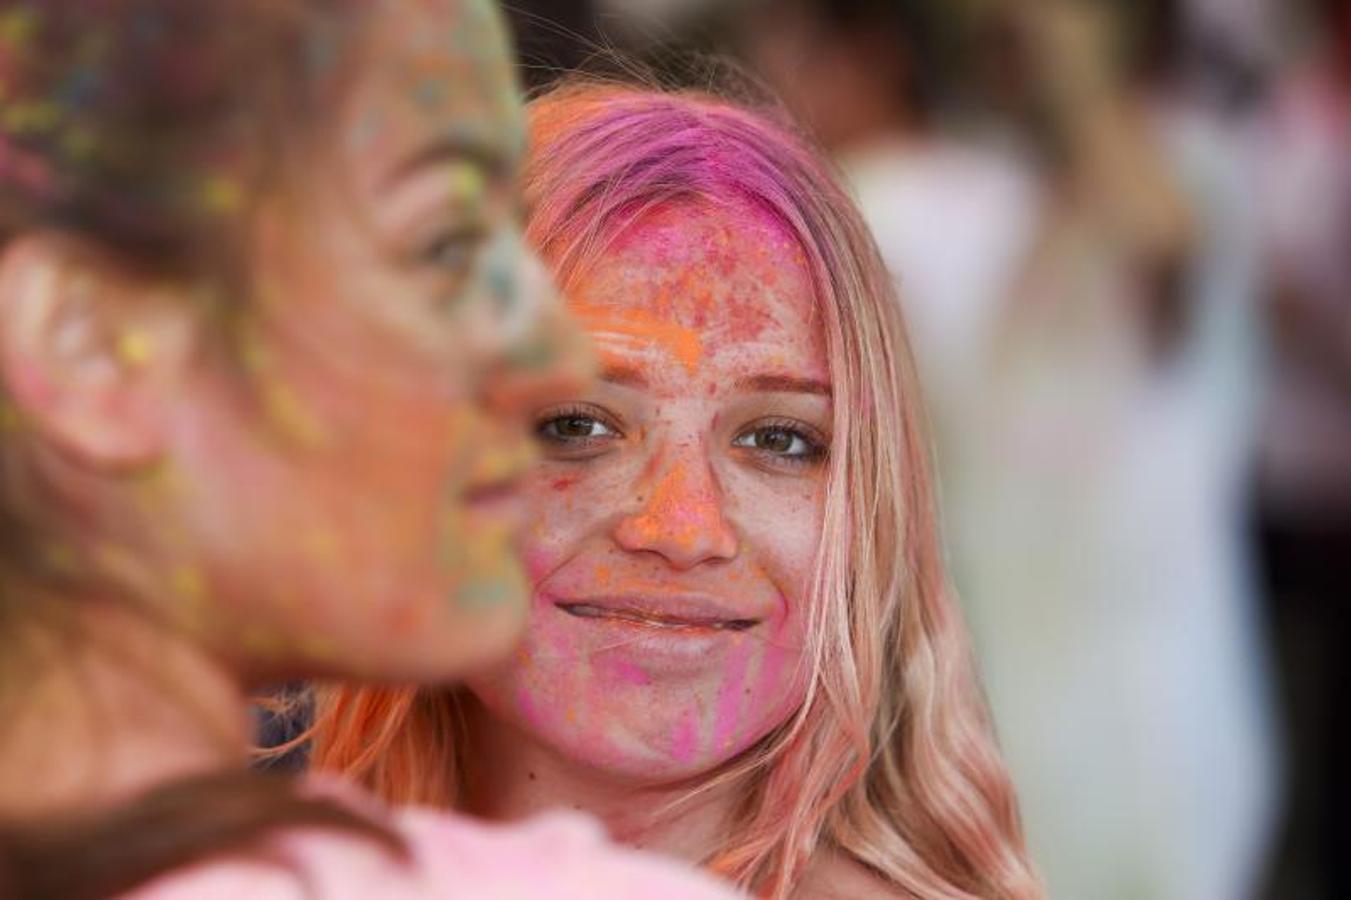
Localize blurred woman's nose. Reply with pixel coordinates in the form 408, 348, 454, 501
478, 239, 593, 414
612, 448, 739, 570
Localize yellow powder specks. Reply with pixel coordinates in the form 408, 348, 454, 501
2, 101, 60, 135
299, 634, 337, 662
241, 624, 284, 656
261, 381, 330, 450
168, 564, 208, 610
42, 543, 77, 575
0, 8, 37, 48
448, 163, 485, 200
115, 328, 154, 367
235, 320, 271, 376
199, 175, 243, 214
0, 401, 24, 434
95, 543, 144, 587
60, 126, 97, 162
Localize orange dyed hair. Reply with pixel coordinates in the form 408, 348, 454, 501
308, 80, 1042, 900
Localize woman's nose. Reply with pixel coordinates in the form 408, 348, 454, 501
612, 452, 739, 570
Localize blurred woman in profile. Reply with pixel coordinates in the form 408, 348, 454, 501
0, 3, 741, 899
311, 81, 1043, 900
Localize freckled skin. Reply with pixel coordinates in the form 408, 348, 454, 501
467, 202, 828, 780
141, 0, 584, 681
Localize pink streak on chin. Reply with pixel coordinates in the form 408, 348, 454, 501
669, 706, 699, 765
711, 636, 752, 754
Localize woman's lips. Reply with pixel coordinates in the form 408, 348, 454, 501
554, 598, 760, 632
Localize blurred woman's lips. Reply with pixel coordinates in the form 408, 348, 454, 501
460, 477, 523, 506
457, 464, 528, 531
457, 441, 535, 512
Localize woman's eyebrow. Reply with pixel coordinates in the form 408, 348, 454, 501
735, 374, 832, 396
382, 134, 507, 190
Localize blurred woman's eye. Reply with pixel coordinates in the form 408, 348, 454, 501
534, 405, 623, 453
732, 420, 827, 468
415, 227, 486, 276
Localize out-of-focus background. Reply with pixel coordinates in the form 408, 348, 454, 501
501, 1, 1351, 897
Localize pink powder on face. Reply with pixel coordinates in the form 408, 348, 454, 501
515, 685, 546, 730
604, 658, 652, 687
521, 549, 556, 583
668, 707, 699, 765
711, 636, 753, 754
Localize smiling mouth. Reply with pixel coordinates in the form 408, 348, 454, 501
557, 603, 759, 632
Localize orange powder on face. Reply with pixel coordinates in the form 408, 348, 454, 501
626, 461, 711, 552
569, 300, 703, 375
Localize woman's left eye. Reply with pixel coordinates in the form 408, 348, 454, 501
731, 424, 826, 463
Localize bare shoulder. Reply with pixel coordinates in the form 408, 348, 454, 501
792, 848, 908, 900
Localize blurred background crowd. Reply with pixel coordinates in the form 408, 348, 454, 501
498, 1, 1350, 897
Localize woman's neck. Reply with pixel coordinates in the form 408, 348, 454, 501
0, 594, 249, 820
460, 697, 738, 864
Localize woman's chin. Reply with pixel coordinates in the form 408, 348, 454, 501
542, 717, 777, 786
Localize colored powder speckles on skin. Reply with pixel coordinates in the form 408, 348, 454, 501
621, 460, 735, 560
464, 200, 827, 782
569, 300, 703, 375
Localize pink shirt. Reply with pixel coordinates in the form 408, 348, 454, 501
122, 784, 741, 899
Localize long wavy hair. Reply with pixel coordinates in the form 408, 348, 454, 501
309, 80, 1042, 900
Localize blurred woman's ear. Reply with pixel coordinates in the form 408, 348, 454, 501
0, 235, 198, 473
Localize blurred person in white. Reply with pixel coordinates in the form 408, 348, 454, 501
741, 0, 1278, 897
1257, 0, 1351, 894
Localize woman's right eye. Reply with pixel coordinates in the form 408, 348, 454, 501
534, 407, 622, 449
415, 228, 486, 276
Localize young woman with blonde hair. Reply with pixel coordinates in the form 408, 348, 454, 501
311, 81, 1042, 900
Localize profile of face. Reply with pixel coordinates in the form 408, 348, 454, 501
0, 0, 584, 681
467, 202, 828, 780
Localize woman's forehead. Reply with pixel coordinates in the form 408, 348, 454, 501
335, 0, 524, 186
574, 202, 816, 323
567, 202, 827, 388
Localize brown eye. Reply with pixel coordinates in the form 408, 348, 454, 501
553, 416, 609, 439
534, 407, 621, 448
758, 428, 796, 454
732, 421, 827, 465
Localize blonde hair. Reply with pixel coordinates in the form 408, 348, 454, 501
309, 80, 1041, 900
